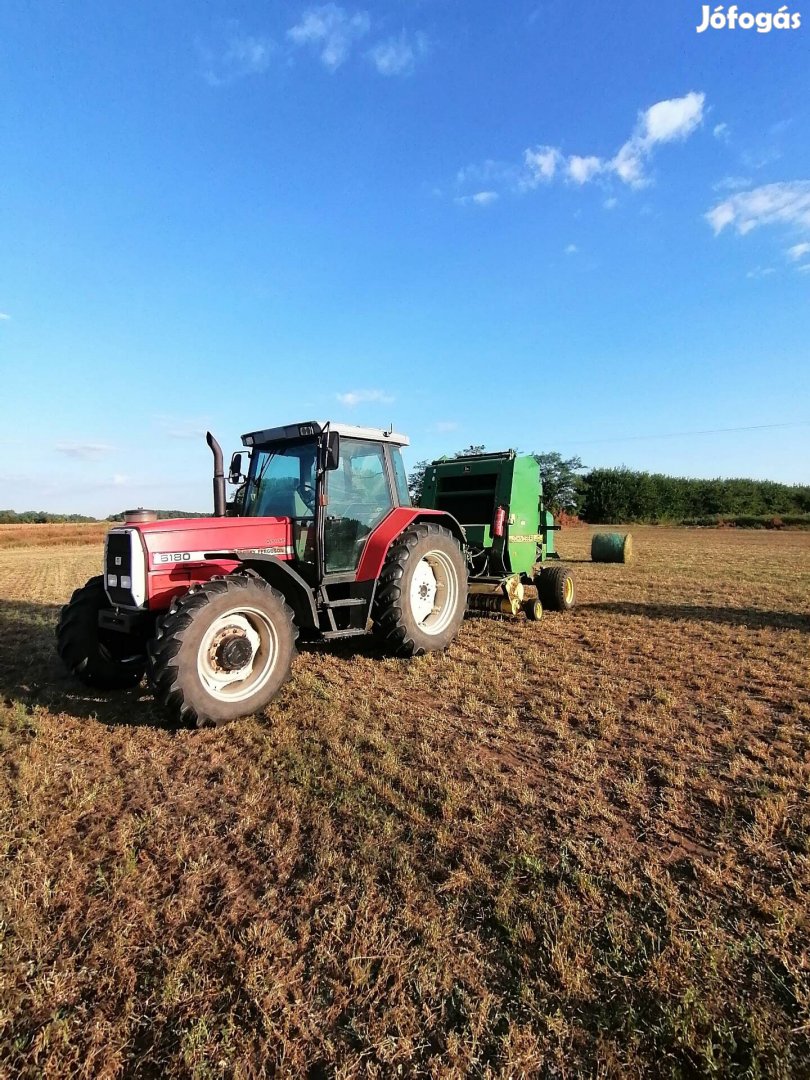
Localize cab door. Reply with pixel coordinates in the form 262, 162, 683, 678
324, 439, 394, 573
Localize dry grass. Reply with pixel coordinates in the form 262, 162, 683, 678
0, 527, 808, 1078
0, 523, 111, 550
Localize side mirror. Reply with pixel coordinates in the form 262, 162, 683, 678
325, 431, 340, 471
228, 451, 245, 484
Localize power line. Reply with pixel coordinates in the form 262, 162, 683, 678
555, 420, 810, 446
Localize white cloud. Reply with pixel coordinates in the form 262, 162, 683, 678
367, 31, 427, 76
456, 91, 706, 201
798, 263, 810, 273
112, 473, 129, 487
567, 155, 603, 185
433, 420, 459, 433
455, 190, 499, 207
456, 159, 519, 191
745, 266, 776, 279
607, 91, 706, 189
706, 181, 810, 236
713, 175, 752, 192
610, 141, 645, 187
564, 243, 578, 255
522, 145, 561, 187
713, 122, 730, 142
603, 196, 618, 210
154, 415, 211, 440
199, 25, 275, 86
0, 312, 10, 321
288, 4, 370, 70
787, 242, 810, 261
640, 92, 705, 145
336, 388, 394, 407
55, 442, 115, 461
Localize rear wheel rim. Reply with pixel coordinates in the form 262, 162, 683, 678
196, 605, 279, 702
409, 550, 459, 636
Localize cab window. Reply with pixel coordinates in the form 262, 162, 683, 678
390, 447, 411, 506
325, 439, 393, 572
244, 442, 316, 520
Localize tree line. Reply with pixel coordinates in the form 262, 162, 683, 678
0, 510, 99, 524
408, 451, 810, 525
578, 468, 810, 524
0, 509, 206, 525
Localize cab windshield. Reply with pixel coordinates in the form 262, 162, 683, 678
242, 441, 317, 519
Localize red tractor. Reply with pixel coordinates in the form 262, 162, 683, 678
57, 422, 471, 726
57, 421, 575, 726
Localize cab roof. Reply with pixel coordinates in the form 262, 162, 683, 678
242, 421, 409, 447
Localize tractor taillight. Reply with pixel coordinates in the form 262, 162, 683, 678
492, 506, 507, 538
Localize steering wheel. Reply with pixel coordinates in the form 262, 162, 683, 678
297, 482, 316, 512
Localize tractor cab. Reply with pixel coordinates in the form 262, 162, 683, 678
237, 421, 412, 579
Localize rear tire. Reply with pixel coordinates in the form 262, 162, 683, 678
56, 576, 146, 690
536, 566, 576, 612
372, 523, 467, 657
147, 573, 297, 727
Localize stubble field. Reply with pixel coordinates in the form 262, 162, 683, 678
0, 525, 808, 1078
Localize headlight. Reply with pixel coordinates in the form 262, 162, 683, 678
107, 574, 118, 587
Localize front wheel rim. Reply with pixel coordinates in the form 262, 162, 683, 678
196, 605, 279, 702
409, 550, 459, 635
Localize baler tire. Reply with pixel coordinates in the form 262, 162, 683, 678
56, 576, 147, 690
524, 599, 543, 621
537, 566, 576, 612
371, 523, 467, 657
146, 573, 297, 728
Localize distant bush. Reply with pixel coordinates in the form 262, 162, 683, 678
579, 468, 810, 525
680, 514, 810, 529
0, 509, 99, 524
106, 510, 206, 521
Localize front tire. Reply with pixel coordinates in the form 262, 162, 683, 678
147, 574, 297, 727
56, 576, 147, 690
372, 523, 467, 657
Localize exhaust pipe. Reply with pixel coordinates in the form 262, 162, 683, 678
206, 431, 226, 517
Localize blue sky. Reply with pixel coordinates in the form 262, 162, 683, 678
0, 0, 808, 516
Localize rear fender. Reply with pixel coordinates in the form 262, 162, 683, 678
356, 508, 465, 583
236, 553, 318, 629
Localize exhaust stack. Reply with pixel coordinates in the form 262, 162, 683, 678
206, 432, 226, 517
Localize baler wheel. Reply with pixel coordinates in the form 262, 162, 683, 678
56, 575, 147, 690
536, 566, 576, 612
147, 573, 297, 727
524, 598, 543, 621
372, 523, 467, 657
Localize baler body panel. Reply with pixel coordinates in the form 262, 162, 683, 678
421, 452, 553, 576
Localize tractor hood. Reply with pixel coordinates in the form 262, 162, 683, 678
132, 516, 294, 563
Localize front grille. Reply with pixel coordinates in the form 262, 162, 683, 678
105, 531, 142, 608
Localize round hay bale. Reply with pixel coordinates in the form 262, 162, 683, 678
591, 532, 633, 563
